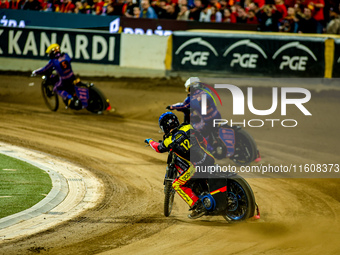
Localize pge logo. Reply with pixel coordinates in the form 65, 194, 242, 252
223, 39, 268, 69
175, 38, 218, 66
272, 42, 317, 71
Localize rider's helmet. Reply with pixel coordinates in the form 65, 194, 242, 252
46, 43, 61, 59
159, 112, 180, 134
184, 77, 200, 92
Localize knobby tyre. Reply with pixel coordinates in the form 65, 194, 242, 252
86, 86, 107, 114
164, 180, 175, 217
41, 81, 59, 111
231, 129, 257, 165
223, 176, 255, 222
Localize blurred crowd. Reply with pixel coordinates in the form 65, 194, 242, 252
1, 0, 340, 33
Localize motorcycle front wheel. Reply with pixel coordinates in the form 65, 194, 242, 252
164, 180, 175, 217
41, 81, 59, 111
223, 176, 255, 222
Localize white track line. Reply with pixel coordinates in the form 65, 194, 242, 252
0, 142, 103, 242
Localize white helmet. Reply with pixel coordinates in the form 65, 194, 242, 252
184, 77, 200, 92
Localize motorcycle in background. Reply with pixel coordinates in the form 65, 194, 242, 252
172, 108, 260, 165
39, 71, 111, 114
208, 124, 259, 165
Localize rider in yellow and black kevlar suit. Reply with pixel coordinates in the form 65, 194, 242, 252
145, 112, 215, 219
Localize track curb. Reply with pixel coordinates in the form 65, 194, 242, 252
0, 142, 103, 242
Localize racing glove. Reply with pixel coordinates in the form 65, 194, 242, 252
144, 138, 154, 145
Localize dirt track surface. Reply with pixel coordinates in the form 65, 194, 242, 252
0, 74, 340, 255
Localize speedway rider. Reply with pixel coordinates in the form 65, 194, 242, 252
168, 77, 261, 162
32, 43, 79, 108
145, 112, 215, 219
167, 77, 222, 156
167, 77, 222, 137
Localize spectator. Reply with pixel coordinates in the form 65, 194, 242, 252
236, 7, 248, 23
229, 5, 238, 22
284, 0, 295, 8
140, 0, 158, 18
208, 0, 220, 10
248, 2, 260, 13
253, 0, 265, 8
6, 0, 336, 34
23, 0, 41, 10
247, 9, 259, 23
297, 7, 317, 33
111, 0, 125, 15
274, 0, 287, 21
256, 4, 281, 31
210, 5, 222, 22
40, 0, 54, 11
94, 0, 105, 14
124, 0, 139, 17
189, 0, 204, 21
106, 2, 115, 14
59, 0, 75, 12
82, 0, 93, 14
199, 6, 211, 21
187, 0, 194, 8
177, 4, 190, 19
153, 0, 168, 18
178, 0, 188, 9
279, 6, 298, 32
219, 0, 227, 12
222, 8, 234, 22
51, 0, 60, 12
74, 1, 86, 13
244, 0, 252, 11
199, 5, 222, 21
326, 3, 340, 34
133, 5, 141, 17
0, 0, 10, 8
177, 0, 190, 20
307, 0, 325, 33
163, 4, 179, 19
9, 0, 25, 9
294, 0, 304, 12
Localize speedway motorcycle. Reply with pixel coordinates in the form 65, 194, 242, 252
207, 124, 259, 165
173, 109, 259, 165
163, 150, 260, 221
40, 71, 111, 114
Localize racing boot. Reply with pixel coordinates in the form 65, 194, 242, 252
188, 201, 206, 219
67, 97, 80, 109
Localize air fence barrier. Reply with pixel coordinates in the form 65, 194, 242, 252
166, 31, 340, 78
0, 25, 339, 78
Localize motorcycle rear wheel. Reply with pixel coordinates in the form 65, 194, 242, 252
223, 176, 255, 222
231, 129, 257, 165
86, 86, 107, 114
164, 180, 175, 217
41, 81, 59, 111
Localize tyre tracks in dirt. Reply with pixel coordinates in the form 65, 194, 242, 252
0, 75, 340, 254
